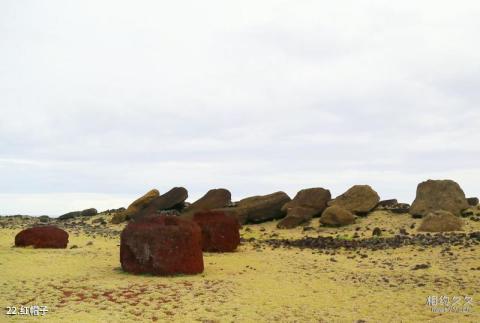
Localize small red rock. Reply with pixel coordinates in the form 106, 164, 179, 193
15, 226, 69, 248
120, 215, 204, 275
193, 211, 240, 252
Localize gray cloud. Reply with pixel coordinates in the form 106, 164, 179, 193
1, 1, 479, 215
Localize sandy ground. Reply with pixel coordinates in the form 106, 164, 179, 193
1, 211, 479, 322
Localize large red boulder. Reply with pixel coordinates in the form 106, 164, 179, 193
120, 215, 204, 275
15, 226, 69, 248
193, 211, 240, 252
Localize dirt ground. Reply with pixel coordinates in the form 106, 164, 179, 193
1, 211, 479, 322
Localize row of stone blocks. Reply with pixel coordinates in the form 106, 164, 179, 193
14, 211, 240, 276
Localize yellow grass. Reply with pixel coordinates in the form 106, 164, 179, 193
1, 211, 479, 322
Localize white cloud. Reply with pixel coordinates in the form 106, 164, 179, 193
0, 1, 479, 214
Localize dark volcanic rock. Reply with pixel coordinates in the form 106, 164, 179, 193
409, 179, 469, 217
183, 189, 231, 216
277, 188, 331, 229
214, 191, 291, 224
467, 197, 479, 206
120, 215, 203, 275
58, 211, 82, 220
131, 187, 188, 221
372, 227, 382, 236
261, 231, 480, 251
375, 200, 410, 214
111, 189, 159, 224
193, 211, 240, 252
320, 205, 355, 227
418, 210, 464, 232
375, 199, 398, 208
328, 185, 380, 215
15, 226, 69, 248
81, 208, 98, 217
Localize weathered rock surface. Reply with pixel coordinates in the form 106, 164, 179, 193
277, 188, 331, 229
418, 210, 464, 232
183, 189, 231, 216
111, 189, 159, 224
193, 211, 240, 252
15, 226, 69, 248
277, 207, 319, 229
410, 179, 469, 218
328, 185, 380, 215
319, 205, 355, 226
120, 215, 203, 275
132, 187, 188, 221
213, 191, 291, 224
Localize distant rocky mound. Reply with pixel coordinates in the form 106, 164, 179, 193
58, 208, 98, 220
328, 185, 380, 215
120, 215, 203, 275
418, 210, 464, 232
213, 191, 291, 224
410, 179, 469, 218
277, 188, 331, 229
319, 205, 355, 226
15, 226, 69, 248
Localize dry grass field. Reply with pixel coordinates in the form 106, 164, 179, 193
1, 211, 479, 322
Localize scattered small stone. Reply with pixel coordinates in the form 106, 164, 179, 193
412, 264, 430, 270
372, 227, 382, 236
399, 228, 408, 235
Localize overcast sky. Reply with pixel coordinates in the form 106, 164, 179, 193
1, 1, 479, 216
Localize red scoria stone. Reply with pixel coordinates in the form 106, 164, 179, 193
193, 211, 240, 252
120, 215, 204, 275
15, 226, 69, 248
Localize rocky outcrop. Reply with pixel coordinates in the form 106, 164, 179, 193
120, 215, 203, 275
15, 226, 69, 248
132, 187, 188, 221
328, 185, 380, 215
410, 180, 469, 218
319, 205, 355, 226
111, 189, 159, 224
418, 210, 464, 232
213, 191, 291, 224
277, 188, 331, 229
193, 211, 240, 252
